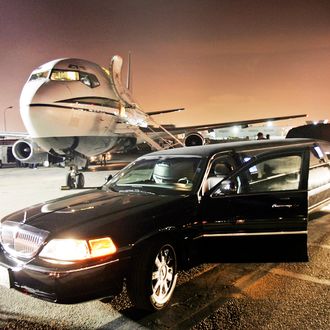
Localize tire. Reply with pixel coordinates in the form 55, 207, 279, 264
66, 173, 75, 189
76, 173, 85, 189
293, 234, 308, 261
127, 241, 178, 311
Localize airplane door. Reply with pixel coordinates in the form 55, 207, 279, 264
199, 148, 309, 237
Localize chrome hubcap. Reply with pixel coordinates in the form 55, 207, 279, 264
151, 245, 177, 305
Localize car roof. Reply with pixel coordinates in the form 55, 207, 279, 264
143, 138, 319, 159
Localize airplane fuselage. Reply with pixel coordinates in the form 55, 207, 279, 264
19, 58, 146, 157
13, 56, 307, 189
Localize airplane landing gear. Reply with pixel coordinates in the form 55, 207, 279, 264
64, 166, 85, 189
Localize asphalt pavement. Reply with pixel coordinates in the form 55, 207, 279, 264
0, 166, 329, 329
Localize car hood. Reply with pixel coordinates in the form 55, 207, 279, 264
1, 189, 189, 237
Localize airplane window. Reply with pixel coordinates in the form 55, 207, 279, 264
80, 73, 91, 87
80, 73, 100, 88
88, 74, 100, 88
29, 71, 49, 81
50, 70, 100, 88
50, 70, 79, 81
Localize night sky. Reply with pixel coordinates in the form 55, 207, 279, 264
1, 0, 330, 131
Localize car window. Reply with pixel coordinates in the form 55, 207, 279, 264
308, 145, 330, 191
234, 154, 303, 194
308, 164, 330, 191
319, 142, 330, 161
202, 155, 236, 194
106, 156, 205, 195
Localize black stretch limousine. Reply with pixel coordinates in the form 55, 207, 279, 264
1, 139, 330, 311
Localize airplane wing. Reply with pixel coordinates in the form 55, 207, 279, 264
143, 114, 308, 135
146, 108, 185, 116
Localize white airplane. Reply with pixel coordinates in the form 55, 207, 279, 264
10, 56, 307, 189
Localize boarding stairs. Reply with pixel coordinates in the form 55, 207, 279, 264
132, 115, 184, 151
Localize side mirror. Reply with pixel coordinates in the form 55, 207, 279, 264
212, 179, 237, 196
105, 174, 113, 182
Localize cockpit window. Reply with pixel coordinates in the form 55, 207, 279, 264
50, 69, 100, 88
80, 72, 100, 88
29, 71, 49, 81
50, 70, 79, 81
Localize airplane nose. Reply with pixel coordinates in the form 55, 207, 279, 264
20, 79, 45, 107
21, 80, 72, 106
20, 79, 72, 137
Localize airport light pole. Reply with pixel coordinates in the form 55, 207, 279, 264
3, 106, 13, 131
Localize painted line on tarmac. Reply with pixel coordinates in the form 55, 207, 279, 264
233, 263, 276, 290
269, 268, 330, 286
98, 314, 146, 329
150, 263, 276, 330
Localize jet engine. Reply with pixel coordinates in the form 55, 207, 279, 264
184, 133, 205, 147
12, 139, 48, 164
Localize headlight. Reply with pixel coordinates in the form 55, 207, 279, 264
39, 237, 117, 264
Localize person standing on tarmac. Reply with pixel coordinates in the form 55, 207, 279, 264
257, 132, 266, 140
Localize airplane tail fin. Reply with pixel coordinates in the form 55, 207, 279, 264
110, 55, 137, 107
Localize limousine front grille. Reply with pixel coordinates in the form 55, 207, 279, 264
0, 221, 49, 259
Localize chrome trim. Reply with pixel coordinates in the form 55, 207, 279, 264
0, 221, 49, 259
40, 258, 120, 275
194, 230, 307, 239
272, 204, 293, 208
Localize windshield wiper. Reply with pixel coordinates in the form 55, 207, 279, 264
103, 185, 118, 192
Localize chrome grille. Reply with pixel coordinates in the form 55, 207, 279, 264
0, 221, 49, 258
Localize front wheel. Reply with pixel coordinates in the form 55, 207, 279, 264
76, 173, 85, 189
66, 173, 75, 189
127, 241, 178, 311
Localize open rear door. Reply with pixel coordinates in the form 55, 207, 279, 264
198, 146, 310, 260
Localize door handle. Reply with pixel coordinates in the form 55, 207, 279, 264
272, 204, 293, 208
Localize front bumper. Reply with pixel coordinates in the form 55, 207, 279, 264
0, 250, 128, 304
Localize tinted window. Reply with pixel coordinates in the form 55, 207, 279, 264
319, 142, 330, 161
308, 145, 330, 190
50, 70, 100, 88
203, 154, 236, 194
106, 156, 205, 195
308, 165, 330, 191
29, 71, 49, 81
236, 155, 302, 193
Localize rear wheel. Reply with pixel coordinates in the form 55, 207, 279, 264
127, 241, 178, 311
293, 234, 308, 261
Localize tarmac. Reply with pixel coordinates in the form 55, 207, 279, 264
0, 164, 329, 329
0, 165, 120, 220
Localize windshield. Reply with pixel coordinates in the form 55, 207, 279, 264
104, 156, 205, 195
